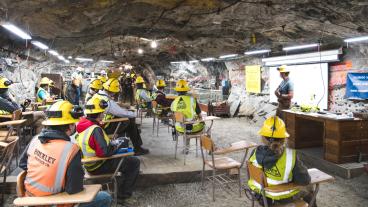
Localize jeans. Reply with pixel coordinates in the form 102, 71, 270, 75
79, 191, 112, 207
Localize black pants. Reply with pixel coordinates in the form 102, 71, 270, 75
105, 118, 143, 150
89, 156, 140, 197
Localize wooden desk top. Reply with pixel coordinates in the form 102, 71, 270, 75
0, 111, 36, 119
102, 117, 129, 123
0, 119, 27, 127
0, 114, 11, 119
82, 152, 134, 163
183, 116, 220, 124
283, 110, 359, 122
13, 184, 102, 206
214, 140, 258, 155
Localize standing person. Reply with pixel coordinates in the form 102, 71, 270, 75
152, 79, 173, 117
77, 96, 140, 204
275, 65, 293, 120
247, 116, 312, 206
19, 101, 112, 207
65, 72, 83, 105
121, 73, 134, 105
95, 78, 149, 155
85, 78, 103, 103
37, 77, 54, 103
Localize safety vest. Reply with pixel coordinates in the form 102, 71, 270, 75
247, 148, 299, 200
0, 109, 10, 115
135, 89, 150, 108
171, 95, 204, 133
76, 125, 110, 171
24, 137, 79, 204
36, 87, 50, 103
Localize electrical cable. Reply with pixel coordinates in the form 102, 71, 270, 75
316, 23, 327, 108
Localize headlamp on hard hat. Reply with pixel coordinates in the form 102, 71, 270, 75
70, 105, 84, 119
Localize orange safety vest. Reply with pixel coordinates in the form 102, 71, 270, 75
24, 137, 80, 207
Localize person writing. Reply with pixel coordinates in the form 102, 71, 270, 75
274, 65, 293, 120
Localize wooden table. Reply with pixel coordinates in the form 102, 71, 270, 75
214, 140, 258, 155
13, 184, 102, 206
0, 111, 37, 119
283, 110, 368, 164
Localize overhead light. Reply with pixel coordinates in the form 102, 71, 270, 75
170, 61, 184, 64
64, 60, 70, 64
31, 41, 49, 50
100, 60, 114, 63
244, 49, 270, 55
68, 56, 72, 59
344, 36, 368, 43
57, 55, 65, 61
219, 54, 238, 59
48, 50, 59, 56
262, 49, 341, 66
75, 57, 93, 62
151, 41, 158, 48
189, 60, 199, 63
201, 57, 215, 62
137, 48, 144, 54
1, 23, 32, 40
283, 43, 319, 51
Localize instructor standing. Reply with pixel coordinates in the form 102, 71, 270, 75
275, 65, 293, 120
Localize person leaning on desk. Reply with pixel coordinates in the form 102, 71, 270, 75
19, 101, 112, 207
247, 116, 315, 206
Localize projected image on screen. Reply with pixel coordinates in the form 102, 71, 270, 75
269, 63, 328, 110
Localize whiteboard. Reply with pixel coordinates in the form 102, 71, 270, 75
269, 63, 328, 110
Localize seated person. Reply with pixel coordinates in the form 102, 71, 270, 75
0, 77, 45, 134
152, 79, 173, 116
247, 116, 312, 206
94, 78, 149, 155
85, 78, 103, 103
171, 79, 204, 134
134, 76, 152, 110
77, 96, 140, 204
19, 101, 112, 207
37, 77, 54, 103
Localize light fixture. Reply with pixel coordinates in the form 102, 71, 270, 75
48, 50, 59, 56
64, 60, 70, 64
262, 49, 341, 66
57, 55, 66, 61
137, 48, 144, 54
75, 57, 93, 62
282, 43, 319, 51
1, 23, 32, 40
189, 60, 199, 63
244, 49, 270, 55
68, 56, 72, 59
151, 41, 158, 48
170, 61, 184, 64
31, 41, 49, 50
100, 60, 114, 63
201, 57, 215, 62
219, 54, 238, 59
344, 36, 368, 43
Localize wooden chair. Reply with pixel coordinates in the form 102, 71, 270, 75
245, 161, 334, 207
82, 152, 134, 207
200, 134, 253, 201
14, 170, 102, 206
0, 138, 19, 203
152, 101, 171, 136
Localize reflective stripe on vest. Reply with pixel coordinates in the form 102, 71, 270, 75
0, 110, 10, 115
135, 89, 149, 107
247, 148, 299, 200
25, 137, 79, 197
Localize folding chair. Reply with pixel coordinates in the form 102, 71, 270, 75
14, 170, 102, 206
152, 101, 171, 136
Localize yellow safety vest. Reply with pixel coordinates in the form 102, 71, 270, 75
247, 148, 299, 200
76, 125, 110, 172
36, 87, 50, 103
0, 110, 10, 115
171, 95, 204, 133
135, 89, 150, 108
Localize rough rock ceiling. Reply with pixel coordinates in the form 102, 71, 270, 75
0, 0, 367, 66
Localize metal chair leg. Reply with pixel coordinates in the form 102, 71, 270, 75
212, 169, 215, 202
201, 163, 205, 188
183, 136, 187, 165
152, 115, 156, 135
174, 134, 179, 159
238, 168, 242, 197
157, 117, 160, 137
113, 177, 118, 207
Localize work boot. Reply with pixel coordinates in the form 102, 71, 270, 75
134, 147, 149, 156
117, 194, 138, 206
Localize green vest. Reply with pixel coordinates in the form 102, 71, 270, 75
171, 95, 204, 133
135, 89, 150, 108
76, 125, 110, 171
36, 87, 50, 103
247, 148, 299, 200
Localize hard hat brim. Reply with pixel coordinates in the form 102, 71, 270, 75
174, 87, 190, 92
42, 118, 79, 126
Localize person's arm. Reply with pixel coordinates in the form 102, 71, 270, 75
106, 99, 136, 118
90, 127, 116, 157
64, 151, 85, 194
292, 155, 311, 185
156, 94, 172, 107
0, 96, 20, 113
38, 89, 50, 101
140, 90, 152, 102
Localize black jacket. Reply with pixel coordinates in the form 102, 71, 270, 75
0, 92, 20, 113
19, 129, 85, 194
251, 145, 311, 185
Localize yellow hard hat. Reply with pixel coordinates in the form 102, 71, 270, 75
98, 75, 108, 83
89, 78, 103, 90
0, 77, 13, 89
156, 79, 166, 87
135, 76, 145, 84
103, 78, 120, 93
40, 77, 52, 85
174, 79, 190, 92
258, 116, 289, 139
42, 100, 83, 126
277, 65, 290, 73
84, 96, 108, 114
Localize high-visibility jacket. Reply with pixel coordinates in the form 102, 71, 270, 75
171, 95, 204, 133
0, 109, 10, 115
24, 137, 80, 205
76, 125, 110, 171
247, 148, 299, 200
36, 87, 50, 103
135, 89, 150, 108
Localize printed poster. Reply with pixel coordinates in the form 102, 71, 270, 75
245, 65, 261, 93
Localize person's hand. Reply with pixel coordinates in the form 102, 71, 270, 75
275, 90, 281, 97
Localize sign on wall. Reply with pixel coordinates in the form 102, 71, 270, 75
346, 73, 368, 99
245, 65, 261, 93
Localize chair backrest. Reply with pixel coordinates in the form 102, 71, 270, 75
174, 112, 185, 123
200, 134, 214, 152
0, 138, 19, 175
12, 109, 22, 121
152, 101, 158, 109
246, 161, 268, 188
17, 170, 27, 197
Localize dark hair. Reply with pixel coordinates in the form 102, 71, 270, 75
0, 88, 8, 94
48, 124, 71, 132
157, 86, 165, 90
136, 83, 143, 89
40, 84, 49, 88
86, 113, 101, 119
177, 91, 187, 95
